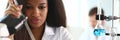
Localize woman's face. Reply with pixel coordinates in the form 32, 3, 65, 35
25, 0, 48, 28
89, 14, 97, 28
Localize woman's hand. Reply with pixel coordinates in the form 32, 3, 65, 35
5, 0, 23, 18
9, 34, 14, 40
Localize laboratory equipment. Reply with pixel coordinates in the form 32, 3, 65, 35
0, 0, 27, 40
94, 0, 120, 40
93, 0, 106, 37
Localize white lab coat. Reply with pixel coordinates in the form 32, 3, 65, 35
25, 21, 73, 40
78, 25, 96, 40
42, 24, 73, 40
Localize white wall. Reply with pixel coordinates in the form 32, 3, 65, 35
63, 0, 89, 40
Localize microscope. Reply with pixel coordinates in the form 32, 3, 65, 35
96, 15, 120, 35
93, 0, 120, 40
0, 0, 27, 40
0, 10, 27, 40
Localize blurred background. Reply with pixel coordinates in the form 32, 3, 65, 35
63, 0, 120, 40
1, 0, 120, 40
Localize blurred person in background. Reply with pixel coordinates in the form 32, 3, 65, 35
79, 7, 105, 40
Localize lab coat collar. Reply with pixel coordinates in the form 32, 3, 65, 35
25, 21, 55, 36
44, 23, 55, 36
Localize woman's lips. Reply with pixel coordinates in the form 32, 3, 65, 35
31, 18, 41, 24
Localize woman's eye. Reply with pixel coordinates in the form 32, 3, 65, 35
26, 6, 33, 9
38, 6, 46, 10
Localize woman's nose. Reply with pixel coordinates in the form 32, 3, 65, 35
32, 8, 41, 17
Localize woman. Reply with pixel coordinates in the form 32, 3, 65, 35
6, 0, 72, 40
